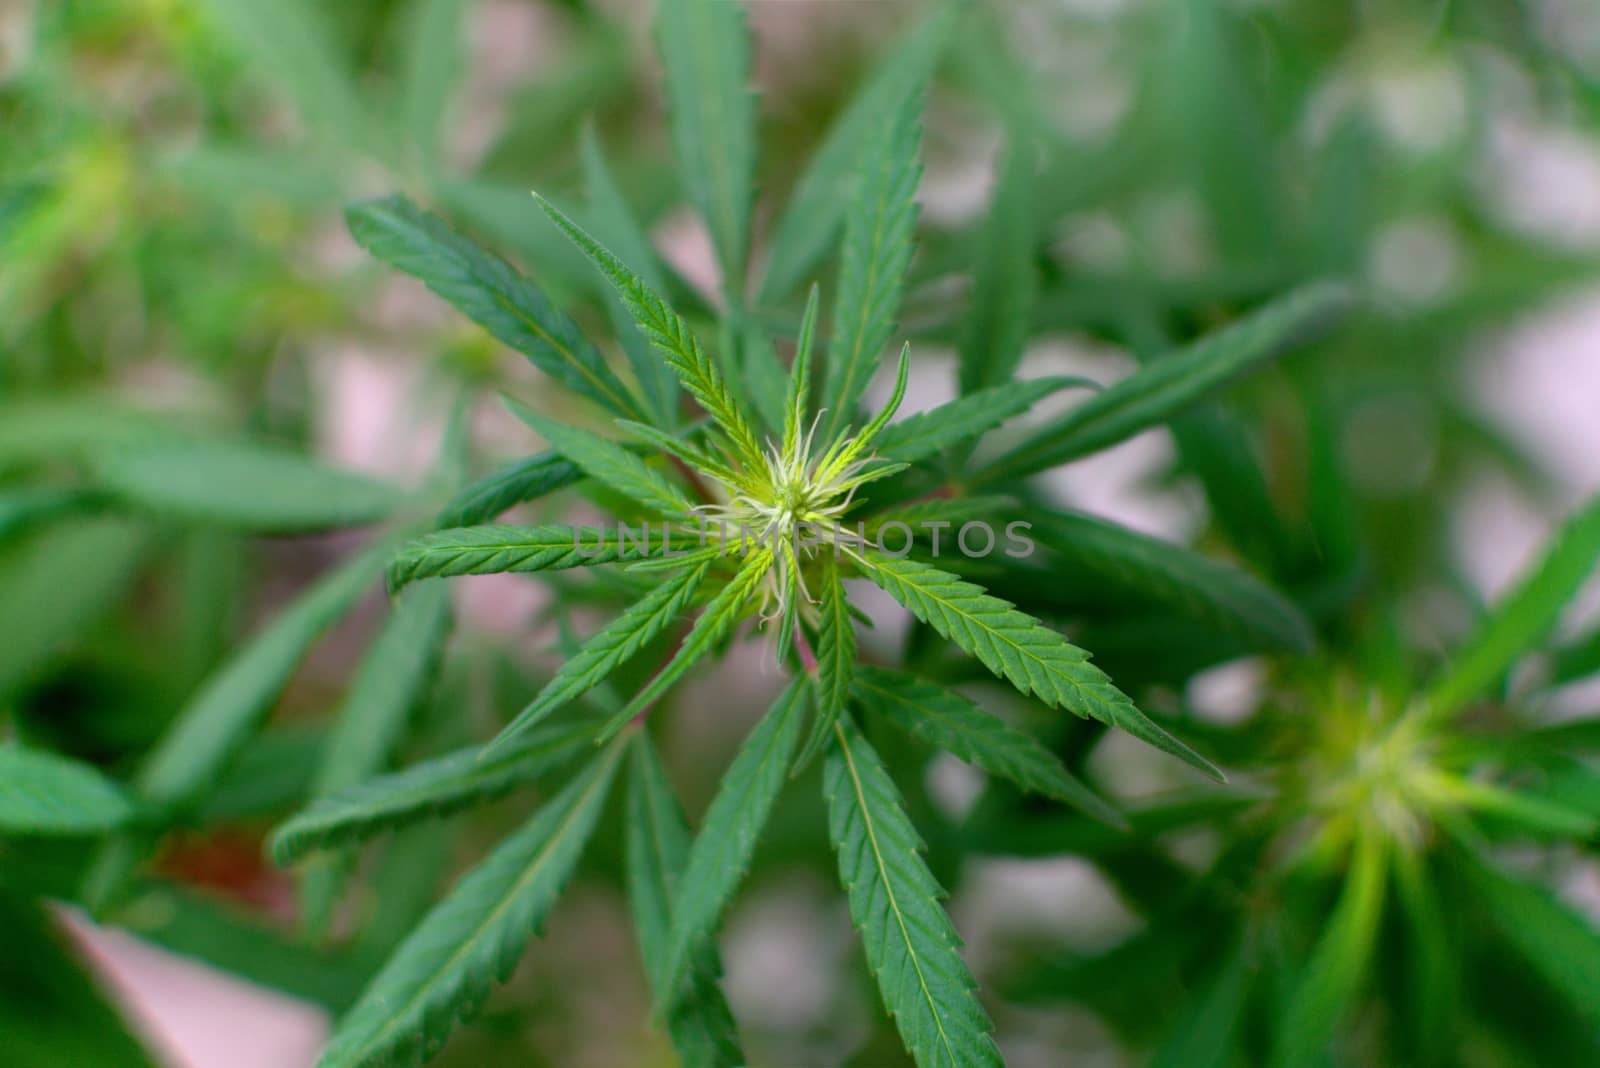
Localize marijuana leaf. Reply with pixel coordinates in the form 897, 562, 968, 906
824, 716, 1003, 1068
860, 552, 1223, 779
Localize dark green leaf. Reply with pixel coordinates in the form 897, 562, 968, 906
854, 667, 1122, 827
985, 282, 1352, 480
626, 734, 745, 1068
271, 722, 593, 865
824, 716, 1002, 1068
657, 679, 807, 1015
1029, 510, 1314, 652
860, 553, 1222, 780
348, 195, 646, 420
316, 742, 623, 1067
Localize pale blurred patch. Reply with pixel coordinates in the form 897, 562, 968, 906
61, 908, 327, 1068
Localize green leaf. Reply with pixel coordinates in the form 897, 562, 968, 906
0, 486, 94, 542
874, 376, 1098, 464
819, 84, 924, 442
985, 282, 1353, 480
854, 667, 1123, 827
1428, 495, 1600, 720
657, 679, 807, 1014
1442, 776, 1597, 838
388, 525, 651, 591
0, 889, 162, 1068
618, 419, 747, 492
782, 285, 822, 456
538, 195, 765, 466
860, 553, 1221, 780
864, 496, 1016, 535
1390, 849, 1454, 1067
136, 539, 388, 814
271, 723, 593, 865
300, 581, 454, 933
657, 0, 755, 296
823, 716, 1002, 1068
505, 399, 696, 518
0, 517, 146, 699
490, 556, 714, 752
625, 735, 745, 1068
1455, 845, 1600, 1028
1150, 942, 1247, 1068
1274, 833, 1386, 1068
579, 127, 680, 422
796, 563, 854, 771
91, 440, 406, 532
434, 450, 584, 528
958, 132, 1036, 396
198, 0, 377, 154
1029, 510, 1314, 652
0, 745, 134, 835
347, 195, 646, 421
597, 547, 774, 741
759, 8, 952, 303
316, 742, 623, 1068
400, 0, 463, 164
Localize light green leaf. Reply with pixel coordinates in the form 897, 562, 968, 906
759, 8, 953, 303
1442, 777, 1597, 838
824, 716, 1002, 1068
490, 556, 714, 752
854, 667, 1122, 827
1428, 495, 1600, 720
0, 745, 135, 835
199, 0, 377, 155
617, 420, 747, 493
1030, 510, 1314, 652
796, 563, 854, 771
387, 525, 651, 591
874, 377, 1096, 464
91, 440, 406, 533
538, 195, 765, 466
657, 0, 755, 297
348, 195, 646, 420
657, 679, 807, 1014
860, 553, 1222, 780
400, 0, 462, 164
782, 285, 822, 457
598, 547, 775, 740
0, 517, 146, 699
136, 539, 389, 814
271, 722, 593, 865
819, 84, 924, 442
579, 127, 680, 422
985, 282, 1353, 480
1274, 833, 1386, 1068
434, 451, 584, 528
626, 735, 745, 1068
300, 581, 454, 934
958, 132, 1037, 396
316, 742, 623, 1068
505, 399, 697, 518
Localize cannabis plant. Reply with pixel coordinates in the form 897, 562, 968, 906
8, 2, 1600, 1067
253, 5, 1348, 1063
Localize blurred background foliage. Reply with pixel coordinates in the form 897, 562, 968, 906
2, 0, 1599, 1066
